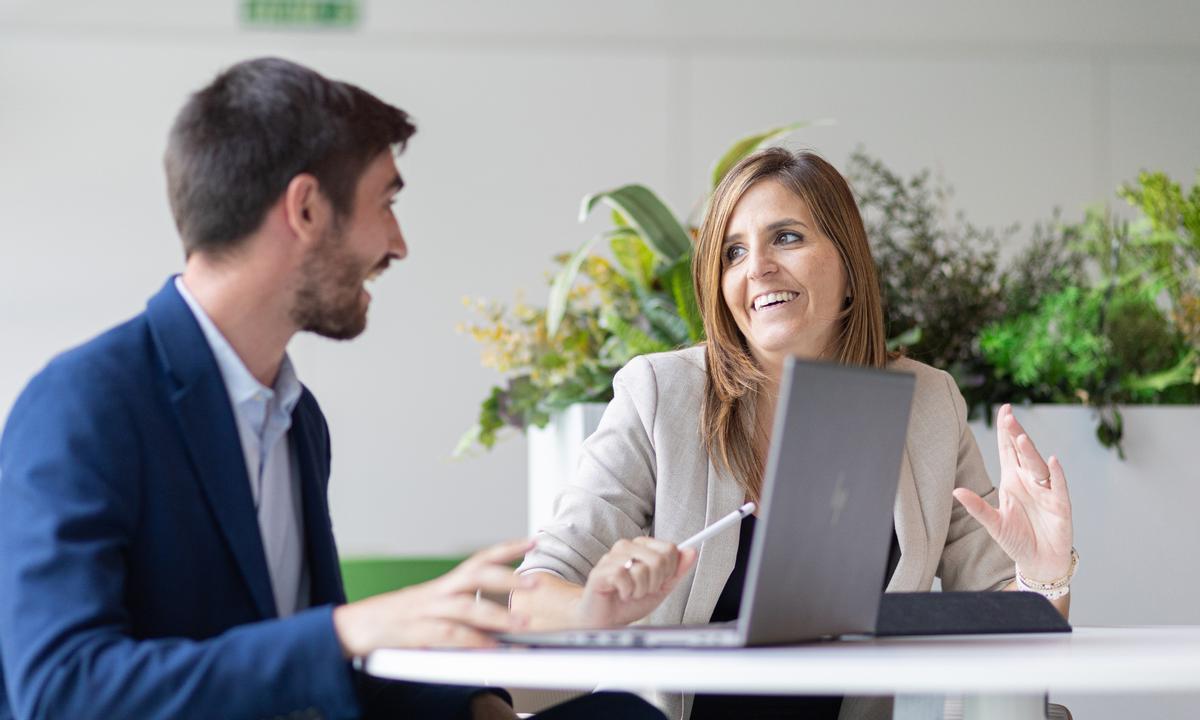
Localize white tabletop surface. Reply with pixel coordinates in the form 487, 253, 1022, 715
364, 626, 1200, 696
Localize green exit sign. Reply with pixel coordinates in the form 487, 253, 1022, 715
242, 0, 359, 28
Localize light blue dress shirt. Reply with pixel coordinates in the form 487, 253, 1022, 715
175, 277, 310, 617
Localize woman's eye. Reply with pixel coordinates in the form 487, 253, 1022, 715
777, 231, 803, 245
724, 245, 746, 263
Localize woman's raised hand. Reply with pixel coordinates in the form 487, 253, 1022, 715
952, 404, 1074, 582
573, 537, 697, 628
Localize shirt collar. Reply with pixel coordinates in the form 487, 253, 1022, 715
174, 275, 301, 416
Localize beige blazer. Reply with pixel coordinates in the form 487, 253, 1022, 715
519, 345, 1015, 720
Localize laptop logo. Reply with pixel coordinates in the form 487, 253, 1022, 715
830, 470, 849, 525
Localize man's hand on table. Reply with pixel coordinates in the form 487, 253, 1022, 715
332, 538, 536, 656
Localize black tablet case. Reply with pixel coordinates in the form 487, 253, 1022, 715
875, 591, 1072, 636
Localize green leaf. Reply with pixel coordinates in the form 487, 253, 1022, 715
546, 229, 620, 337
611, 233, 657, 289
579, 184, 692, 262
503, 376, 552, 429
452, 424, 484, 457
536, 351, 567, 371
662, 254, 704, 342
636, 287, 691, 347
454, 385, 511, 456
886, 326, 923, 352
601, 309, 672, 360
979, 286, 1111, 401
1123, 351, 1198, 394
1095, 407, 1125, 459
709, 120, 832, 191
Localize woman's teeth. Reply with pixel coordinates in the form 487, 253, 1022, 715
753, 291, 798, 311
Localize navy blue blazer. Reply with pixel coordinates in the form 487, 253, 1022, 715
0, 279, 487, 720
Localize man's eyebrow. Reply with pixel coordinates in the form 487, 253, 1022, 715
723, 218, 809, 244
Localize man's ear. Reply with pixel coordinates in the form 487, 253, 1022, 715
283, 173, 329, 248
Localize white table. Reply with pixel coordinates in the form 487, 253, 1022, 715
364, 626, 1200, 719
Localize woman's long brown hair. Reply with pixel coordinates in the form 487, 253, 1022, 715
692, 148, 889, 501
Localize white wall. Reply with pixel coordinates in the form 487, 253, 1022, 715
2, 0, 1199, 560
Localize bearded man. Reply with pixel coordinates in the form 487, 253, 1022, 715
0, 57, 662, 720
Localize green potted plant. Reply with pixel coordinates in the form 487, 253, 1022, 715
458, 120, 1199, 533
978, 171, 1200, 456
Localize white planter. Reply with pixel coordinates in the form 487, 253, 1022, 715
525, 402, 608, 537
968, 404, 1200, 626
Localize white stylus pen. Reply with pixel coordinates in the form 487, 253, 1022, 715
676, 502, 756, 550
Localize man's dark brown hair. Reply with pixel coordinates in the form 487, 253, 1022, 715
165, 57, 415, 257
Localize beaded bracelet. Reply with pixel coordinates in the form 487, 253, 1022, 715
1015, 548, 1079, 601
1016, 576, 1071, 600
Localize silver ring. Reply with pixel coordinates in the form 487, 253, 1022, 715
623, 558, 637, 571
1034, 473, 1050, 486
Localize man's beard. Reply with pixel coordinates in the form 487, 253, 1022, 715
291, 225, 372, 341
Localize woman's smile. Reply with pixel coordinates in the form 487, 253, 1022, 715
751, 290, 799, 312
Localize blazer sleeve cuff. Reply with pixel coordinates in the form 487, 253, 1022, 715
297, 604, 364, 719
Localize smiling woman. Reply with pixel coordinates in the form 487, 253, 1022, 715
695, 149, 888, 500
513, 147, 1077, 720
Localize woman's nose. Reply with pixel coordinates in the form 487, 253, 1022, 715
746, 245, 776, 280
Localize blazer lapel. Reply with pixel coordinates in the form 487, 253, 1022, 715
146, 278, 277, 619
680, 460, 743, 625
290, 396, 343, 605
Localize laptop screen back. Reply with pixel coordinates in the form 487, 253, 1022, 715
738, 358, 915, 645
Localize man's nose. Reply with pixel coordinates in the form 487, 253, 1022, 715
389, 224, 407, 261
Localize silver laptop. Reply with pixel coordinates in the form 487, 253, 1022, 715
500, 356, 916, 648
